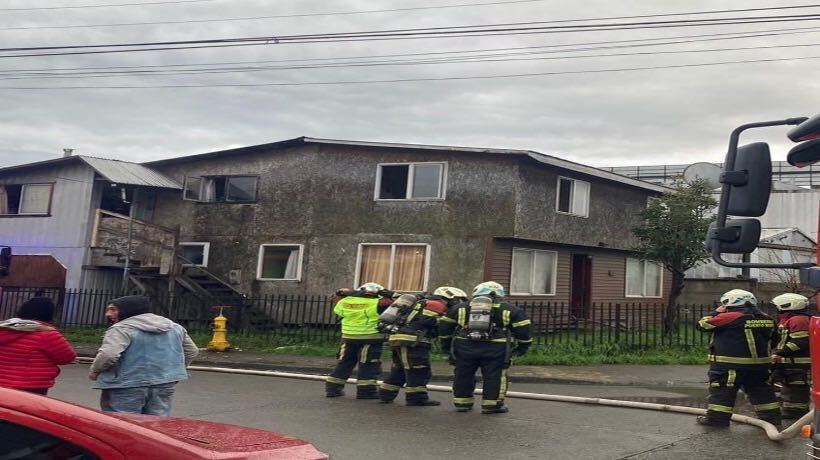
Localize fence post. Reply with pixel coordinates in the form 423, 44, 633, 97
614, 304, 621, 343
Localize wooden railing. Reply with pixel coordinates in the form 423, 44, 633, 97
90, 209, 177, 273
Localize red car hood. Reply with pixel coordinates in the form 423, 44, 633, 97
110, 413, 311, 452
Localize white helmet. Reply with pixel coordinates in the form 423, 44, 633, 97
772, 293, 810, 311
433, 286, 468, 300
720, 289, 757, 307
358, 282, 384, 295
472, 281, 505, 298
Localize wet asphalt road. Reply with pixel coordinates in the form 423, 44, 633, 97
48, 364, 807, 459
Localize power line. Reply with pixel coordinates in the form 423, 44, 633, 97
0, 2, 818, 31
4, 13, 820, 57
0, 54, 817, 89
0, 0, 220, 11
3, 25, 818, 74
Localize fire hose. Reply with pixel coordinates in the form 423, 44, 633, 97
184, 364, 811, 442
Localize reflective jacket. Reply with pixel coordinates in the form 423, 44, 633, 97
697, 306, 775, 366
772, 311, 812, 366
439, 301, 532, 352
333, 294, 388, 341
387, 297, 449, 346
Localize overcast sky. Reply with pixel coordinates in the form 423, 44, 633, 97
1, 0, 819, 168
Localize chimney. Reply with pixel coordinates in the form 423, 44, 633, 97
63, 148, 74, 157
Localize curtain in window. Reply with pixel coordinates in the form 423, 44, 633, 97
572, 180, 589, 216
511, 249, 533, 294
359, 245, 392, 288
0, 186, 8, 214
645, 262, 662, 297
283, 248, 299, 279
393, 245, 426, 291
20, 184, 50, 214
626, 258, 644, 296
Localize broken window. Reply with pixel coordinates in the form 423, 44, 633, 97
0, 184, 52, 215
183, 175, 258, 203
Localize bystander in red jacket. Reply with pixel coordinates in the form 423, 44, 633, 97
0, 297, 77, 394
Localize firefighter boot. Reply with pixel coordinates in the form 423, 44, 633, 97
757, 409, 782, 429
406, 400, 441, 407
325, 382, 345, 398
481, 405, 509, 415
695, 415, 730, 427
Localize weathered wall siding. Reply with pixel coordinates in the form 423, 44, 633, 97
490, 238, 571, 303
0, 162, 96, 288
0, 255, 66, 288
514, 159, 652, 250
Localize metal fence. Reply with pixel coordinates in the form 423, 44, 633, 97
0, 287, 743, 349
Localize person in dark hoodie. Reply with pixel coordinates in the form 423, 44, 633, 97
0, 296, 76, 395
89, 295, 199, 416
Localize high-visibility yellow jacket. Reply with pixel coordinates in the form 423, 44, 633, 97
334, 295, 386, 341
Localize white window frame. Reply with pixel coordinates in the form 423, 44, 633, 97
353, 243, 431, 292
256, 244, 304, 281
374, 162, 448, 201
509, 248, 558, 296
555, 176, 590, 218
179, 242, 210, 267
183, 175, 258, 202
625, 258, 664, 298
0, 183, 53, 216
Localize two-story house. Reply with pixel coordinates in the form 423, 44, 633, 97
144, 137, 671, 319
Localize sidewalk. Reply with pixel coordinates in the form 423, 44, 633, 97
71, 342, 707, 388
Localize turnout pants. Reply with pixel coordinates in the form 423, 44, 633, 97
452, 340, 509, 410
326, 339, 384, 398
379, 343, 433, 404
772, 364, 811, 418
705, 364, 780, 424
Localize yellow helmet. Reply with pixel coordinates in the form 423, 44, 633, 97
772, 293, 810, 311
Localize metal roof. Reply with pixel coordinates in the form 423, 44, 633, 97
146, 136, 669, 193
0, 155, 181, 189
80, 156, 181, 189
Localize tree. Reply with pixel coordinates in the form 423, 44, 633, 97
632, 179, 717, 334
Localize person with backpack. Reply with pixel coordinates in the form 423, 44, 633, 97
770, 292, 813, 419
439, 281, 532, 414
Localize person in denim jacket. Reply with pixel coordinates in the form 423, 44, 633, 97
89, 295, 199, 416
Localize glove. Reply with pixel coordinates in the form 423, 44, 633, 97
447, 355, 457, 365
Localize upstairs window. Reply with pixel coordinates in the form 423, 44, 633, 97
626, 258, 663, 298
184, 175, 258, 203
0, 183, 53, 215
376, 163, 446, 200
556, 177, 590, 217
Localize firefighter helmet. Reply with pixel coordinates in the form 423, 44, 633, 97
358, 282, 385, 295
472, 281, 505, 298
433, 286, 468, 300
720, 289, 757, 307
772, 293, 810, 311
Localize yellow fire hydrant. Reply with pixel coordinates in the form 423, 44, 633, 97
207, 307, 230, 352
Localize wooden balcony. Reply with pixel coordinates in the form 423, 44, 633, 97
89, 209, 177, 274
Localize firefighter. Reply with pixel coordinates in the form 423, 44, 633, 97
696, 289, 781, 427
439, 281, 532, 414
325, 283, 392, 399
377, 289, 456, 406
771, 293, 813, 419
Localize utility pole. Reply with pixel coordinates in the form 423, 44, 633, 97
121, 188, 135, 294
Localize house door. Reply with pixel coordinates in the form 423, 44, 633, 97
570, 254, 592, 319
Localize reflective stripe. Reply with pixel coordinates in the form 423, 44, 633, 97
422, 309, 441, 317
791, 331, 810, 339
786, 357, 812, 364
389, 333, 430, 344
698, 316, 716, 330
753, 402, 780, 411
360, 344, 370, 364
786, 342, 800, 351
502, 310, 511, 328
783, 402, 811, 409
512, 319, 531, 327
453, 336, 510, 343
727, 369, 736, 387
338, 343, 346, 361
517, 338, 533, 343
341, 333, 386, 340
744, 329, 758, 358
356, 380, 377, 386
380, 383, 401, 391
438, 335, 453, 339
406, 386, 427, 393
500, 368, 508, 401
453, 397, 474, 404
776, 326, 789, 351
400, 347, 411, 369
458, 308, 466, 327
708, 404, 734, 413
439, 317, 458, 324
326, 377, 347, 385
482, 400, 499, 406
406, 309, 420, 324
708, 354, 771, 364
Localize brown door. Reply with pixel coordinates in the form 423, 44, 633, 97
570, 254, 592, 319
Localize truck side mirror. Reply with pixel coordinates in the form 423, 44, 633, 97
722, 142, 771, 217
706, 219, 761, 254
0, 246, 11, 277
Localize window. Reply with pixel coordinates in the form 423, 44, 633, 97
556, 177, 590, 217
626, 258, 663, 297
257, 244, 303, 280
356, 243, 430, 291
180, 242, 209, 267
183, 175, 258, 202
0, 184, 52, 215
0, 420, 100, 460
510, 248, 557, 295
375, 163, 446, 200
